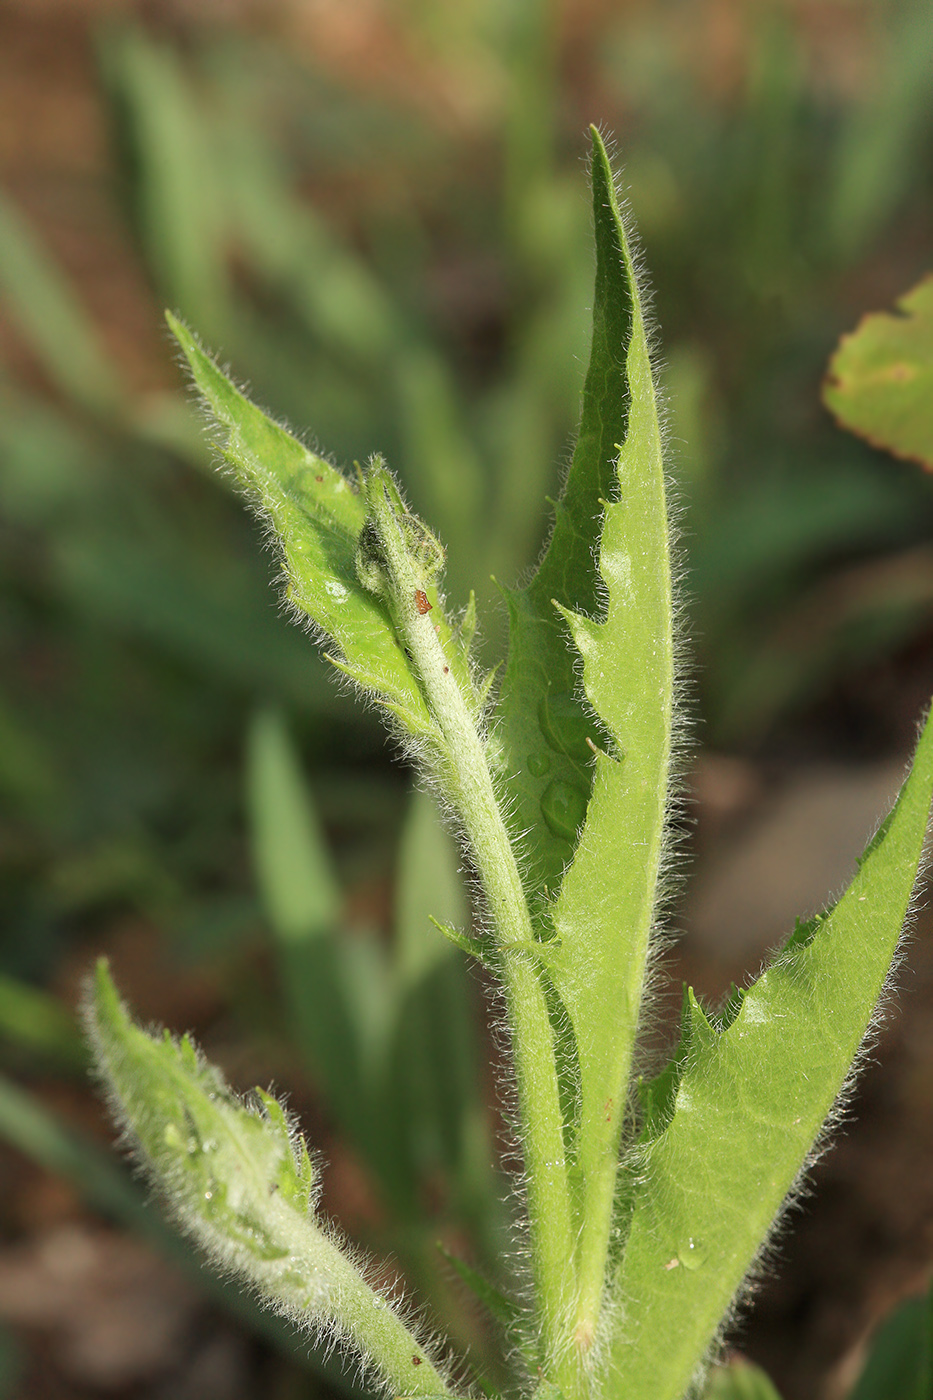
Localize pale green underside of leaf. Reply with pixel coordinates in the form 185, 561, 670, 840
824, 274, 933, 470
606, 707, 933, 1400
168, 313, 473, 733
496, 132, 673, 1254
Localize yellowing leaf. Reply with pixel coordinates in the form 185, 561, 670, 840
824, 275, 933, 468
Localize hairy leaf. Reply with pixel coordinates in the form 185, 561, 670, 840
168, 314, 474, 736
88, 959, 322, 1272
824, 274, 933, 469
86, 961, 453, 1396
605, 708, 933, 1400
497, 128, 674, 1326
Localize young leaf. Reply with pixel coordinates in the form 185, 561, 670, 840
168, 314, 474, 738
604, 708, 933, 1400
824, 274, 933, 469
0, 1070, 363, 1385
86, 960, 454, 1398
496, 127, 675, 1342
170, 316, 573, 1379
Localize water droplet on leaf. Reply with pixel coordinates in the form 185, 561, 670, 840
678, 1237, 706, 1271
540, 780, 587, 842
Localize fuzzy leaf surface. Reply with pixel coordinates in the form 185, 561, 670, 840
168, 313, 472, 735
824, 274, 933, 469
606, 708, 933, 1400
87, 959, 324, 1286
86, 961, 453, 1395
496, 129, 673, 1305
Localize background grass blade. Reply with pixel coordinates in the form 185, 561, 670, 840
0, 192, 126, 418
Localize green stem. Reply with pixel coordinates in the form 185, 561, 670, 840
365, 470, 578, 1385
320, 1235, 453, 1397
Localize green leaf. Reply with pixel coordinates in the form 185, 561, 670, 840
85, 961, 455, 1397
497, 128, 674, 1333
604, 706, 933, 1400
168, 314, 473, 738
496, 128, 635, 900
0, 1073, 364, 1390
703, 1359, 783, 1399
850, 1280, 933, 1400
824, 274, 933, 469
87, 959, 318, 1259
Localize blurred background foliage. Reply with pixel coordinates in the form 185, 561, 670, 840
1, 0, 933, 1396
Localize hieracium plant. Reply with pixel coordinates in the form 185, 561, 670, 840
86, 130, 933, 1400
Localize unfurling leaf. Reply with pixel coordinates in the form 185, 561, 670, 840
168, 315, 477, 740
85, 960, 454, 1397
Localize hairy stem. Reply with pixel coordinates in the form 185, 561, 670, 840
320, 1242, 453, 1397
364, 468, 578, 1384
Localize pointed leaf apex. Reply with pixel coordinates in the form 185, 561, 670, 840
428, 915, 493, 966
685, 987, 717, 1042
